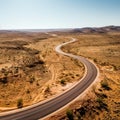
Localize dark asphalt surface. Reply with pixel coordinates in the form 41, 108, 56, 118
0, 38, 98, 120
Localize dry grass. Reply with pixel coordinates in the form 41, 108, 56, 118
0, 32, 84, 111
26, 36, 84, 102
1, 31, 119, 119
55, 33, 120, 120
0, 32, 51, 109
53, 32, 120, 120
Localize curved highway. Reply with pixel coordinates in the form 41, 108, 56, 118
0, 38, 98, 120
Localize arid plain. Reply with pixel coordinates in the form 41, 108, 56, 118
0, 26, 120, 120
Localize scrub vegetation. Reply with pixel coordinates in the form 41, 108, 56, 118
0, 27, 119, 120
46, 27, 120, 120
0, 31, 84, 111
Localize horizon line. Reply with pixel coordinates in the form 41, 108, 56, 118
0, 25, 118, 31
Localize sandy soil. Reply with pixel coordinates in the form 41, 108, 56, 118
46, 32, 120, 120
0, 33, 84, 112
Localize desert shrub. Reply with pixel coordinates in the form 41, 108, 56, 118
1, 68, 6, 73
37, 60, 44, 64
34, 37, 47, 41
60, 79, 66, 85
71, 75, 74, 78
66, 109, 74, 120
0, 77, 8, 84
39, 60, 44, 64
17, 98, 23, 108
36, 82, 39, 86
96, 98, 108, 110
112, 64, 120, 71
29, 76, 35, 83
76, 74, 80, 77
96, 92, 107, 99
44, 85, 50, 93
101, 62, 109, 66
78, 107, 86, 116
14, 67, 19, 74
100, 93, 107, 98
26, 89, 30, 94
4, 71, 9, 77
98, 88, 102, 92
101, 80, 111, 90
94, 58, 97, 63
96, 98, 103, 104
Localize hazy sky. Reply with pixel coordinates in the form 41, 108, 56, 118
0, 0, 120, 29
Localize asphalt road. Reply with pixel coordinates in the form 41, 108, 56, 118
0, 38, 98, 120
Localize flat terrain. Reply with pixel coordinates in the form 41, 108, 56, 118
0, 28, 120, 120
0, 32, 84, 111
47, 31, 120, 120
0, 38, 97, 120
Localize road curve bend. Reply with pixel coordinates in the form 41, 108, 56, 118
0, 38, 98, 120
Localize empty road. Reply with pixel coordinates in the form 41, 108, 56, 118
0, 38, 98, 120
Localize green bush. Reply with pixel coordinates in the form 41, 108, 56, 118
60, 79, 66, 85
17, 98, 23, 108
101, 81, 110, 90
96, 97, 103, 104
96, 98, 108, 110
66, 109, 74, 120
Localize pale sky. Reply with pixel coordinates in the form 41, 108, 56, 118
0, 0, 120, 29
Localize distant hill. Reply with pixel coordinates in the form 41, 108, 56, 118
71, 26, 120, 33
0, 26, 120, 33
0, 29, 69, 33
